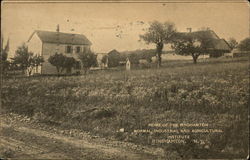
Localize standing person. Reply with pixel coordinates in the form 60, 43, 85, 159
126, 57, 131, 71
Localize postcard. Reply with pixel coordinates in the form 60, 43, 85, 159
1, 0, 249, 159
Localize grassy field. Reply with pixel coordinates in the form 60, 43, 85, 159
1, 57, 249, 159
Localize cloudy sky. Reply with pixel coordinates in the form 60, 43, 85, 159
2, 1, 249, 57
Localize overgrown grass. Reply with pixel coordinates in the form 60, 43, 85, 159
1, 57, 249, 159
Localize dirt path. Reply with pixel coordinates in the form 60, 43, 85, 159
0, 117, 161, 159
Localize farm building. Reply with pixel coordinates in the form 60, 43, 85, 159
231, 48, 250, 57
27, 28, 92, 75
106, 49, 123, 67
179, 29, 232, 57
96, 50, 124, 69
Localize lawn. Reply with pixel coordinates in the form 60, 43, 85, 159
1, 57, 249, 159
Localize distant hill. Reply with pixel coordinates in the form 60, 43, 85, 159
120, 49, 175, 56
120, 49, 155, 55
101, 49, 177, 65
119, 49, 176, 64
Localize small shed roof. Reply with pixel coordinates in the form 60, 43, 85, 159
108, 49, 120, 55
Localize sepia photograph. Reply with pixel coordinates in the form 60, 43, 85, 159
0, 0, 249, 159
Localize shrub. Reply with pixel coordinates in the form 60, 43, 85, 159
238, 37, 250, 51
92, 107, 116, 119
48, 53, 77, 75
78, 50, 97, 74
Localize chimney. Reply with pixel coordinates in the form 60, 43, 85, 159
56, 24, 60, 32
186, 27, 192, 33
56, 24, 60, 52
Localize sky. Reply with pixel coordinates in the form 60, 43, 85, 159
1, 1, 249, 57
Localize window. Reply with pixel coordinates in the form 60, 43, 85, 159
76, 46, 81, 53
66, 45, 72, 53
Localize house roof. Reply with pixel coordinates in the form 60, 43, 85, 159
175, 30, 219, 39
175, 30, 231, 51
189, 30, 220, 39
108, 49, 120, 55
210, 39, 232, 51
28, 30, 92, 45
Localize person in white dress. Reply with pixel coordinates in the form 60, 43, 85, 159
126, 57, 131, 71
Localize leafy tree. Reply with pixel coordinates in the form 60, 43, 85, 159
49, 53, 79, 75
63, 57, 77, 74
138, 50, 155, 63
101, 55, 108, 65
1, 38, 9, 61
48, 53, 66, 75
172, 32, 212, 64
26, 55, 44, 76
78, 50, 97, 74
227, 37, 238, 49
8, 61, 19, 75
128, 53, 140, 64
12, 44, 29, 73
12, 43, 44, 75
140, 21, 176, 67
0, 38, 10, 75
238, 37, 250, 51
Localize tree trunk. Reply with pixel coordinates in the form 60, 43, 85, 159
157, 53, 162, 68
56, 67, 60, 77
156, 42, 164, 68
193, 56, 197, 64
192, 53, 199, 64
66, 67, 72, 75
84, 68, 89, 75
60, 67, 65, 75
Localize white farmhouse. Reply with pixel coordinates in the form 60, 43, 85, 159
27, 28, 92, 75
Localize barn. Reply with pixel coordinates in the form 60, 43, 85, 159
187, 29, 232, 57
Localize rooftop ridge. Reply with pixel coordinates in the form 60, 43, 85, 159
35, 30, 84, 36
28, 29, 92, 45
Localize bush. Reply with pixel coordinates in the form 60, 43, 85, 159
92, 107, 116, 119
48, 53, 77, 75
238, 37, 250, 51
128, 53, 140, 64
78, 50, 97, 74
